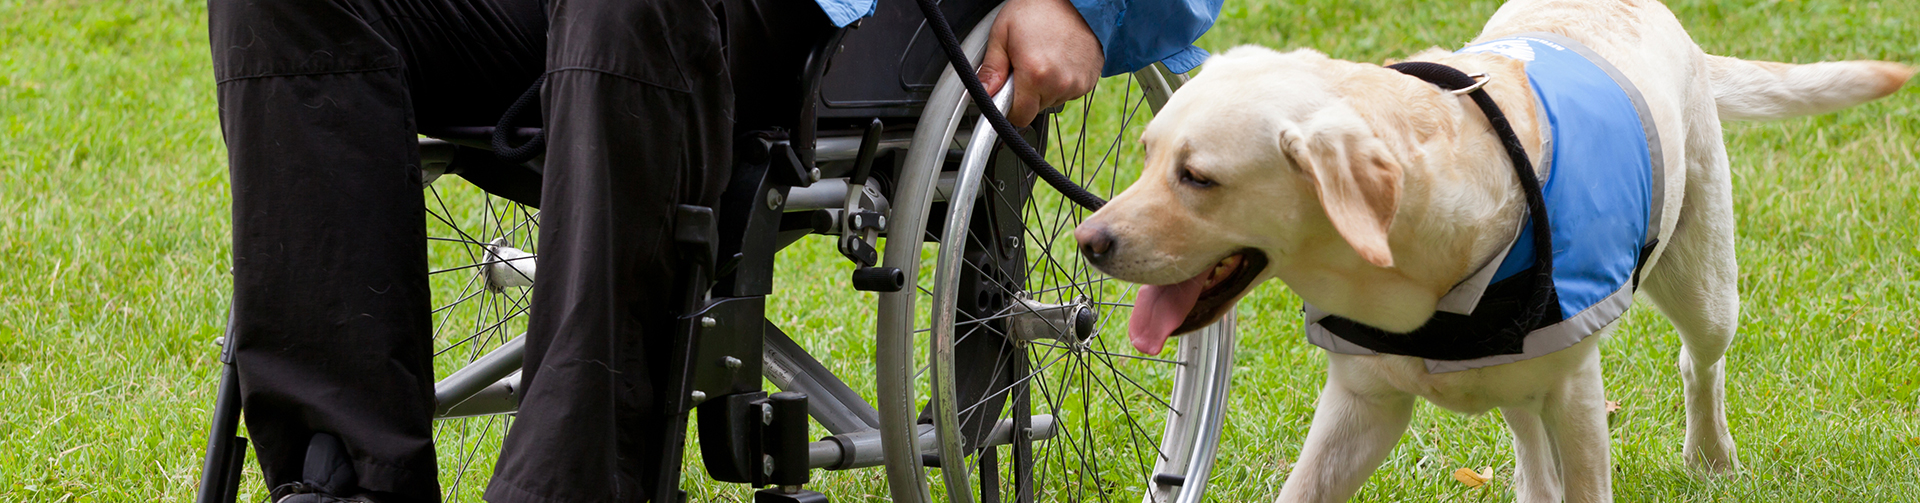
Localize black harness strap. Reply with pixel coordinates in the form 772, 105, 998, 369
1386, 62, 1556, 330
1312, 62, 1559, 360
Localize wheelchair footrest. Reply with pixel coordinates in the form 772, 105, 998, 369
754, 487, 829, 503
697, 391, 812, 487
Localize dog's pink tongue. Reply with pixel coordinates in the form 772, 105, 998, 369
1128, 272, 1209, 356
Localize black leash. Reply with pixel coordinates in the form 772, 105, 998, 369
1386, 61, 1558, 327
913, 0, 1109, 211
493, 74, 547, 164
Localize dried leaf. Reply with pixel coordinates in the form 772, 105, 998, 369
1605, 400, 1622, 414
1452, 466, 1493, 487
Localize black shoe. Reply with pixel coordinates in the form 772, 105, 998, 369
275, 491, 381, 503
270, 433, 388, 503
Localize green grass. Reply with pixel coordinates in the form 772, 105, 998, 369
3, 0, 1918, 501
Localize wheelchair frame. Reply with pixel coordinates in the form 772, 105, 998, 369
195, 5, 1230, 503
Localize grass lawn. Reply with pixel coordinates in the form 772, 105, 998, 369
3, 0, 1917, 501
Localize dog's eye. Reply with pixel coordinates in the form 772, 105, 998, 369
1179, 167, 1215, 188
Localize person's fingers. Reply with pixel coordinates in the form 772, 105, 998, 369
1007, 77, 1044, 127
979, 23, 1013, 95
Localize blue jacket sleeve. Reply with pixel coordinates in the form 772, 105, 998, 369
816, 0, 877, 27
813, 0, 1221, 76
1072, 0, 1221, 76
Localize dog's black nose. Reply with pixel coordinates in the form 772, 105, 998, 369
1075, 223, 1115, 265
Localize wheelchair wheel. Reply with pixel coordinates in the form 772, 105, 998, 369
874, 9, 1235, 503
418, 165, 539, 502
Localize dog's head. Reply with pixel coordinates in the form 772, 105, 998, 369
1078, 47, 1483, 354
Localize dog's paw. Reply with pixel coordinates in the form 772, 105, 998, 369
1683, 439, 1740, 475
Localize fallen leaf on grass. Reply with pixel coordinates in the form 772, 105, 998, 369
1605, 400, 1622, 414
1452, 466, 1493, 487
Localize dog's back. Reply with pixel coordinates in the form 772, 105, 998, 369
1482, 0, 1911, 123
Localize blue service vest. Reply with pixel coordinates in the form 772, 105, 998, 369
1304, 33, 1665, 373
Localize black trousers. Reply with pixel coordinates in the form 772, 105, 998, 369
208, 0, 829, 500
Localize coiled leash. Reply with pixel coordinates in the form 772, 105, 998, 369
1385, 61, 1558, 333
493, 74, 548, 164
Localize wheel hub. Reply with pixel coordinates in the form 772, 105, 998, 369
1001, 295, 1097, 345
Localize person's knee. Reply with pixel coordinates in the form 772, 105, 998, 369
547, 0, 724, 89
208, 0, 397, 79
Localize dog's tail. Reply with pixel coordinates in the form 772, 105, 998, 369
1707, 55, 1913, 121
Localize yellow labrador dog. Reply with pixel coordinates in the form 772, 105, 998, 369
1073, 0, 1911, 501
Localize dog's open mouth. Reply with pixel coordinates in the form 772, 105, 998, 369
1127, 249, 1269, 355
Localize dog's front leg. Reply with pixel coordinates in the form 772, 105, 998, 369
1277, 359, 1414, 503
1540, 352, 1612, 503
1502, 405, 1563, 503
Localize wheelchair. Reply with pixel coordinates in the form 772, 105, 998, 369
196, 2, 1236, 502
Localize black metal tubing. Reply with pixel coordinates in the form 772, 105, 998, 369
764, 322, 881, 433
419, 126, 544, 151
194, 363, 245, 503
716, 137, 798, 298
195, 307, 244, 503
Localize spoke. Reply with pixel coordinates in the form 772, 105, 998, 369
1025, 341, 1187, 368
957, 338, 1019, 438
1085, 337, 1183, 416
1081, 349, 1176, 470
1076, 354, 1114, 503
428, 255, 536, 276
914, 304, 1060, 335
427, 186, 489, 267
1034, 349, 1087, 500
951, 240, 1077, 341
954, 348, 1075, 420
428, 236, 503, 247
1026, 277, 1113, 297
431, 276, 488, 315
448, 414, 497, 502
979, 183, 1098, 303
430, 271, 484, 350
485, 197, 511, 250
472, 278, 528, 363
435, 301, 532, 358
449, 284, 493, 362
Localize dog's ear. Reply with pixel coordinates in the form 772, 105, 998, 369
1281, 121, 1403, 268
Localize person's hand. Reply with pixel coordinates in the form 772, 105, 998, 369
978, 0, 1104, 127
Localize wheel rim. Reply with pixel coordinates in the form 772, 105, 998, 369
882, 59, 1236, 501
937, 74, 1234, 502
421, 177, 538, 502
